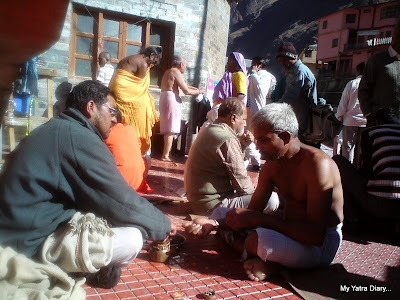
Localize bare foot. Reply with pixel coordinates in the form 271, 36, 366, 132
243, 258, 281, 282
160, 156, 172, 162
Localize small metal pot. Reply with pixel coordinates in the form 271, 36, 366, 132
149, 239, 171, 263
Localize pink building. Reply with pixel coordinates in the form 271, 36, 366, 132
317, 1, 400, 76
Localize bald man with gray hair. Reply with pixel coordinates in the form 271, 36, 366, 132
159, 56, 204, 161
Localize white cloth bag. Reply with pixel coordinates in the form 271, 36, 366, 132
41, 212, 114, 273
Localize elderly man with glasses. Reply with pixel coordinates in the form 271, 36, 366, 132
0, 80, 176, 289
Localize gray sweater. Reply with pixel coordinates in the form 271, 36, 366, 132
0, 108, 171, 257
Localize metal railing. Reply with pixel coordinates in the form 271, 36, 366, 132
366, 36, 392, 47
345, 36, 392, 50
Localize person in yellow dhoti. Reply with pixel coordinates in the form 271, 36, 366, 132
109, 47, 161, 156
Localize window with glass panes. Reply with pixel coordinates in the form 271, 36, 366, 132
69, 5, 174, 87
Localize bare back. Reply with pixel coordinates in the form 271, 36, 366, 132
160, 67, 195, 95
117, 54, 149, 79
161, 68, 181, 93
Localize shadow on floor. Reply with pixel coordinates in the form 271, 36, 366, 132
281, 263, 400, 300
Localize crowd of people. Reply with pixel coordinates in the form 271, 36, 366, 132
1, 18, 400, 293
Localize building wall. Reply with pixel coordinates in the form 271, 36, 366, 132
317, 1, 399, 70
317, 31, 342, 61
298, 47, 320, 77
35, 0, 231, 126
316, 1, 399, 106
359, 6, 374, 29
319, 11, 343, 34
339, 8, 359, 31
317, 9, 362, 61
373, 1, 400, 28
352, 52, 370, 70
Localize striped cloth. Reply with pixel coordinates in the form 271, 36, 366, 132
364, 124, 400, 199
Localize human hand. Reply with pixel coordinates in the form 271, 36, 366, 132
241, 130, 254, 147
225, 208, 254, 231
169, 223, 177, 236
157, 223, 177, 243
199, 89, 205, 94
183, 217, 217, 238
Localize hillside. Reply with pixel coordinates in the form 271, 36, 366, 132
228, 0, 390, 78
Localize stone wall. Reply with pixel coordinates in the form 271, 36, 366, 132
36, 0, 231, 129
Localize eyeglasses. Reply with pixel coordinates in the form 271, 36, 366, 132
102, 104, 118, 118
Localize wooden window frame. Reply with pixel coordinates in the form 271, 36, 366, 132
69, 4, 174, 88
332, 38, 339, 48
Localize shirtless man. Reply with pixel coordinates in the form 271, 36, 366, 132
117, 46, 160, 78
159, 56, 204, 161
109, 46, 161, 161
184, 102, 344, 281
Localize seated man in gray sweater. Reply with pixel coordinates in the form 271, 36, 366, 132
0, 80, 176, 288
184, 97, 279, 216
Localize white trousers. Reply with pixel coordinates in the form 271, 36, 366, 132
244, 142, 261, 167
110, 227, 143, 267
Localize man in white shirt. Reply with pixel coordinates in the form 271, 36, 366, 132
336, 62, 366, 164
246, 57, 276, 170
97, 52, 115, 87
247, 57, 276, 131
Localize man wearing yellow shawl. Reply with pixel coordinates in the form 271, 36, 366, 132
109, 47, 161, 156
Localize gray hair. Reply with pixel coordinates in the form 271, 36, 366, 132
252, 103, 298, 137
172, 56, 186, 66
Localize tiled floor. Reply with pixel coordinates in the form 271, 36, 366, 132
84, 156, 400, 300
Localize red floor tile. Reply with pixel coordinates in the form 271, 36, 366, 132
181, 288, 198, 297
99, 293, 120, 300
85, 287, 98, 296
137, 296, 156, 300
237, 295, 258, 300
147, 286, 164, 294
84, 157, 400, 300
154, 293, 172, 299
176, 282, 193, 290
160, 284, 179, 293
215, 289, 236, 298
114, 290, 136, 299
132, 287, 151, 297
86, 295, 102, 300
126, 281, 145, 290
